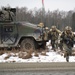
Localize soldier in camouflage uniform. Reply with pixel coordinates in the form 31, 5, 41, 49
59, 32, 64, 51
48, 25, 61, 51
1, 9, 9, 20
42, 27, 49, 49
43, 27, 49, 40
7, 8, 15, 21
60, 26, 74, 62
38, 23, 49, 41
38, 23, 47, 49
1, 8, 15, 21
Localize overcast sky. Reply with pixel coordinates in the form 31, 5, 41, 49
0, 0, 75, 11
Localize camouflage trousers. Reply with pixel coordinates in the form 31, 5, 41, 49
59, 41, 63, 51
63, 43, 72, 56
51, 40, 58, 50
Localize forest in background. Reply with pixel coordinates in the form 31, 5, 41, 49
1, 6, 75, 31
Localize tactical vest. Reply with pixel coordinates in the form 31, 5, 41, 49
50, 30, 59, 40
61, 31, 74, 47
64, 31, 73, 39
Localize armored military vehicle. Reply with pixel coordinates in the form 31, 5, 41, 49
0, 8, 48, 51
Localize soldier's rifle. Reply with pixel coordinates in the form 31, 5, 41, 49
64, 37, 74, 47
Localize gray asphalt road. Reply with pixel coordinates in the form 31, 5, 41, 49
0, 71, 75, 75
0, 62, 75, 71
0, 63, 75, 75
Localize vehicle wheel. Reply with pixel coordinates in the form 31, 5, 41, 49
21, 39, 35, 51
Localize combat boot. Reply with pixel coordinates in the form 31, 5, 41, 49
66, 54, 69, 62
66, 58, 69, 62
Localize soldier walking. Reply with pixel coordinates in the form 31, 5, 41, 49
60, 26, 74, 62
43, 27, 49, 40
48, 25, 61, 51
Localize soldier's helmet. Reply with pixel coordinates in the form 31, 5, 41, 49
51, 25, 56, 31
65, 26, 72, 33
45, 27, 49, 30
65, 26, 72, 31
51, 25, 56, 29
38, 22, 44, 28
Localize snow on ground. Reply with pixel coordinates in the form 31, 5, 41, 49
0, 41, 75, 63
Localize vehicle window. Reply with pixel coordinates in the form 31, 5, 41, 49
4, 26, 13, 32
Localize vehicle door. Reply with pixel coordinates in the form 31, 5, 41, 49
1, 24, 18, 44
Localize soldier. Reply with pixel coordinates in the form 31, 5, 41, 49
48, 25, 61, 51
1, 9, 9, 20
7, 8, 15, 21
43, 27, 49, 40
1, 8, 15, 21
60, 26, 74, 62
38, 22, 46, 49
59, 32, 64, 51
42, 27, 49, 49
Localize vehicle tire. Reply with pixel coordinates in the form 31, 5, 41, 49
21, 38, 35, 51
